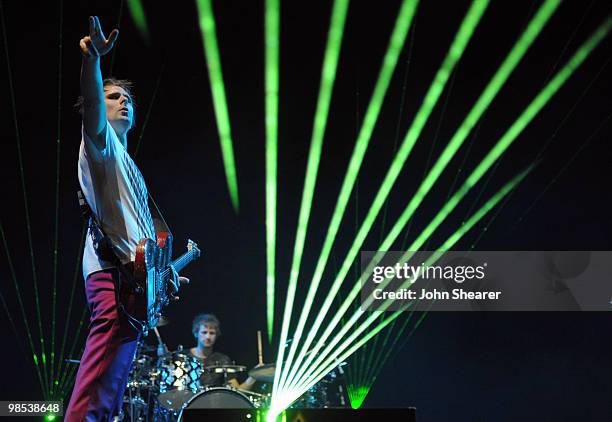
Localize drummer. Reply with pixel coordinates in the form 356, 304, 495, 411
189, 313, 257, 390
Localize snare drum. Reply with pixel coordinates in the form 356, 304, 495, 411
177, 387, 254, 420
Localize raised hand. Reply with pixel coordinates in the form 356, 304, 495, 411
79, 16, 119, 57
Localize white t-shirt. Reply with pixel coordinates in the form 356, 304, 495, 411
78, 122, 156, 280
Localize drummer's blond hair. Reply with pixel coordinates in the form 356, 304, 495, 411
192, 313, 221, 337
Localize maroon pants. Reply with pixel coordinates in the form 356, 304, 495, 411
65, 269, 141, 422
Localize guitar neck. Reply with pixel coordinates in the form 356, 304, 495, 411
163, 249, 197, 278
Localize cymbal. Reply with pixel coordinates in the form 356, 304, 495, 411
248, 363, 275, 382
157, 349, 191, 359
205, 364, 247, 374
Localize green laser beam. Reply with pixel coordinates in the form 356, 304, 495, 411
108, 0, 124, 77
378, 18, 419, 246
348, 181, 363, 389
501, 50, 612, 230
370, 69, 457, 390
56, 232, 89, 394
470, 167, 528, 251
0, 232, 35, 389
135, 58, 166, 159
425, 0, 564, 249
354, 304, 396, 390
534, 49, 612, 168
280, 5, 611, 411
375, 33, 435, 367
126, 0, 149, 42
461, 14, 612, 212
466, 47, 612, 231
270, 309, 403, 416
514, 110, 612, 228
347, 385, 370, 409
280, 0, 487, 394
358, 280, 430, 387
360, 162, 520, 320
351, 176, 360, 283
377, 178, 522, 392
0, 219, 45, 396
288, 170, 525, 400
357, 312, 399, 393
334, 269, 360, 395
387, 170, 531, 305
274, 0, 351, 393
540, 0, 596, 87
276, 0, 421, 394
437, 119, 482, 248
290, 302, 409, 397
380, 0, 560, 252
58, 309, 87, 397
359, 307, 430, 407
60, 344, 85, 399
364, 309, 428, 398
354, 317, 374, 394
55, 222, 86, 398
285, 158, 529, 393
50, 0, 64, 397
0, 0, 49, 397
58, 303, 88, 394
401, 68, 458, 248
359, 311, 412, 392
285, 0, 578, 389
468, 14, 612, 226
264, 0, 280, 342
195, 0, 240, 212
397, 306, 430, 350
0, 286, 21, 348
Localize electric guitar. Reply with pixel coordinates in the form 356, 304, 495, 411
133, 233, 201, 332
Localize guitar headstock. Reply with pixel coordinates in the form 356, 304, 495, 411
187, 239, 201, 258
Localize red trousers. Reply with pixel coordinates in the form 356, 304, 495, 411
65, 269, 141, 421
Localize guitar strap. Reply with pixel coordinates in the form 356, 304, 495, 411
148, 193, 172, 235
78, 190, 149, 332
77, 190, 142, 293
77, 190, 173, 334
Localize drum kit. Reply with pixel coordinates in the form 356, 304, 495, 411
119, 322, 347, 422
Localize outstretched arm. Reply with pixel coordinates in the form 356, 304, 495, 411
79, 16, 119, 150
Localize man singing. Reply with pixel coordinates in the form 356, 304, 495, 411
65, 16, 185, 421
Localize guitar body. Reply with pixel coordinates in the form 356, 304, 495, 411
134, 232, 200, 332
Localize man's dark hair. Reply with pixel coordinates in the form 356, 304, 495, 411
192, 313, 221, 337
75, 78, 137, 127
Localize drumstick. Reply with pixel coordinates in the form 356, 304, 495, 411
257, 330, 263, 364
153, 327, 164, 345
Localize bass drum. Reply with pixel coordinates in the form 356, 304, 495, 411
178, 387, 254, 420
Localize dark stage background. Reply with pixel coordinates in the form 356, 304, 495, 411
0, 0, 611, 420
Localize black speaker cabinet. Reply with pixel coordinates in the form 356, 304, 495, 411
181, 408, 416, 422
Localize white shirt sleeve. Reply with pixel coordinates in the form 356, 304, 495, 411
81, 122, 120, 164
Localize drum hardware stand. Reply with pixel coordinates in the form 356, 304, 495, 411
153, 327, 168, 356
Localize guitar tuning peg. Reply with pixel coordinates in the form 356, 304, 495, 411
172, 296, 180, 302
